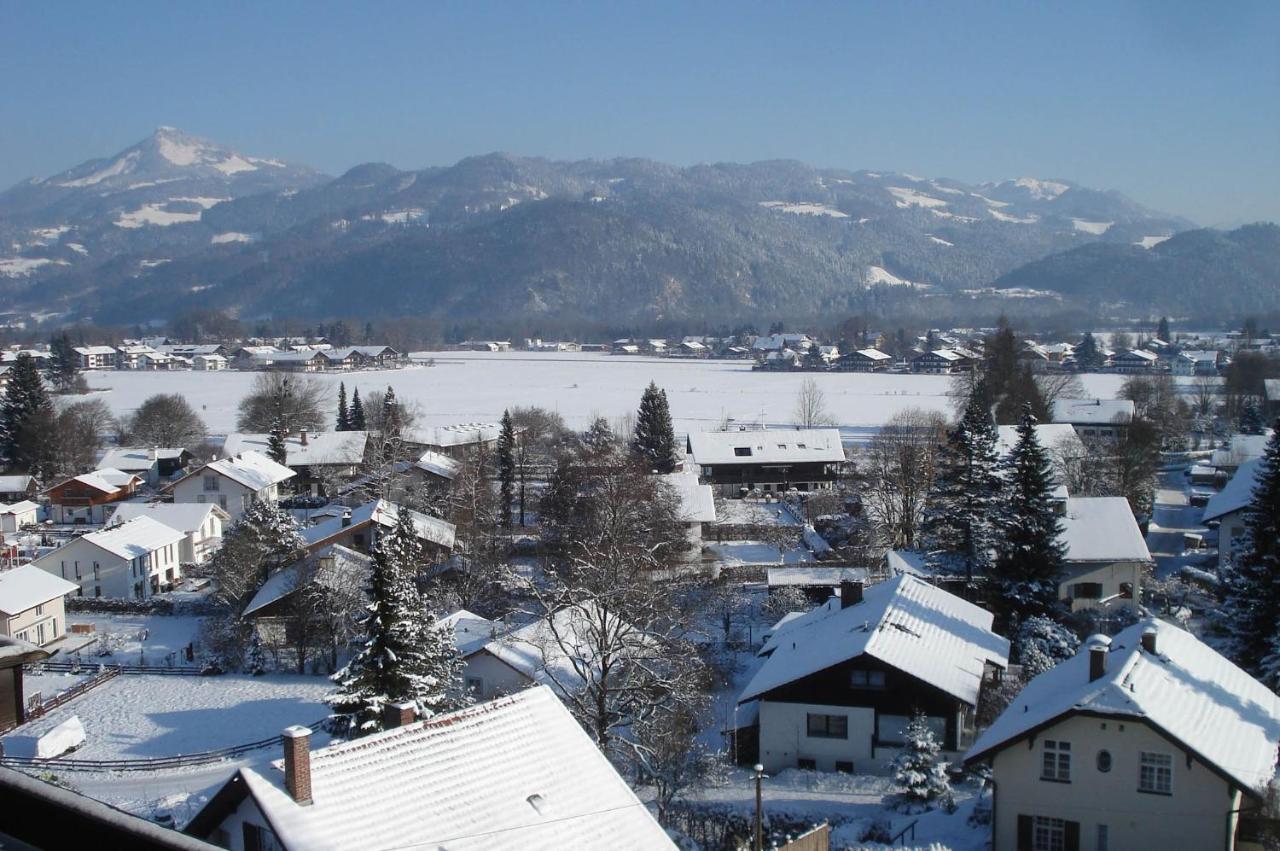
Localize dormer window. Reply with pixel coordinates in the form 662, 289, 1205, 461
733, 447, 752, 457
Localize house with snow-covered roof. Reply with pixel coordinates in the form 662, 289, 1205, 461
299, 498, 455, 557
687, 427, 844, 497
965, 619, 1280, 851
1052, 398, 1136, 443
71, 345, 117, 370
105, 501, 229, 564
31, 516, 185, 599
97, 446, 192, 486
1210, 432, 1272, 474
169, 450, 295, 523
0, 500, 39, 533
221, 430, 369, 496
42, 468, 142, 524
735, 574, 1009, 774
0, 564, 78, 647
657, 470, 716, 545
838, 347, 893, 372
0, 475, 37, 503
1203, 457, 1263, 572
399, 422, 508, 458
185, 686, 674, 851
1058, 496, 1150, 612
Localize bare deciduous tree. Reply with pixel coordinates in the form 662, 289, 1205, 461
792, 377, 834, 428
862, 408, 947, 550
236, 372, 327, 433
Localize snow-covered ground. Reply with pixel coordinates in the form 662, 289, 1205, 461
715, 500, 802, 526
82, 353, 1135, 437
707, 541, 815, 566
1146, 459, 1214, 581
2, 673, 331, 761
65, 614, 206, 667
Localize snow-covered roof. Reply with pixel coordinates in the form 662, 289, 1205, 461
0, 500, 39, 516
686, 428, 845, 466
203, 451, 295, 491
221, 432, 369, 467
80, 516, 185, 561
914, 348, 963, 362
401, 422, 504, 448
301, 499, 455, 550
740, 574, 1009, 706
227, 687, 673, 850
0, 475, 35, 493
242, 545, 371, 618
1114, 348, 1159, 362
0, 564, 78, 615
476, 604, 644, 691
851, 348, 892, 361
1203, 458, 1263, 523
50, 468, 139, 495
72, 345, 116, 356
1051, 398, 1135, 426
885, 549, 929, 577
766, 566, 870, 587
106, 501, 227, 535
1210, 432, 1273, 469
1060, 497, 1152, 564
0, 635, 50, 666
98, 447, 187, 471
657, 472, 716, 523
435, 609, 499, 656
995, 424, 1085, 462
966, 618, 1280, 793
1267, 379, 1280, 402
415, 450, 461, 480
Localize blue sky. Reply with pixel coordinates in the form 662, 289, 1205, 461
3, 1, 1277, 224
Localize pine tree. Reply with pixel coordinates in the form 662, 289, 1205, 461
1157, 316, 1171, 342
921, 382, 1000, 580
497, 409, 516, 527
48, 333, 79, 393
1076, 332, 1104, 371
267, 414, 289, 466
581, 416, 617, 461
991, 404, 1067, 631
0, 354, 56, 476
890, 712, 953, 813
1240, 398, 1266, 435
1223, 423, 1280, 682
632, 381, 677, 473
379, 386, 402, 461
336, 382, 351, 431
349, 388, 367, 430
327, 514, 465, 736
246, 630, 267, 676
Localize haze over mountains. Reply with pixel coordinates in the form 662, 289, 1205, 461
1, 128, 1273, 327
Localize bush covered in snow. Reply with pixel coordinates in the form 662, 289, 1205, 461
888, 712, 955, 813
1014, 616, 1080, 677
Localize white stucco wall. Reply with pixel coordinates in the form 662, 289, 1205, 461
462, 651, 534, 702
758, 701, 875, 774
1060, 561, 1144, 612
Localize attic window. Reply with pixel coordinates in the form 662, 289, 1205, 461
777, 444, 787, 450
734, 447, 753, 457
796, 443, 807, 449
526, 794, 550, 817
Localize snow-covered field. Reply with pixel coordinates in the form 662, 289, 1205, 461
67, 614, 206, 667
3, 673, 331, 761
83, 353, 1135, 437
707, 541, 815, 566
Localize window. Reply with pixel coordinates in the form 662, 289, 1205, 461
835, 761, 854, 774
1139, 752, 1172, 795
1097, 824, 1109, 851
1072, 582, 1103, 600
702, 466, 713, 477
797, 758, 816, 770
733, 446, 753, 457
196, 494, 206, 504
218, 495, 227, 509
35, 604, 43, 616
1033, 816, 1066, 851
1096, 750, 1112, 773
806, 713, 848, 739
465, 676, 483, 694
850, 670, 886, 689
203, 475, 220, 492
1041, 740, 1071, 782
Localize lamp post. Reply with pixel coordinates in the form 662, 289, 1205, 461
753, 763, 766, 851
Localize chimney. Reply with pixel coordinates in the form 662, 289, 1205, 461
1087, 635, 1111, 682
1140, 628, 1158, 655
382, 700, 416, 729
341, 509, 352, 528
150, 446, 158, 461
300, 429, 309, 446
839, 580, 864, 609
282, 726, 313, 805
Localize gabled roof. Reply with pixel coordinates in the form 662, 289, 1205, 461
242, 545, 371, 618
414, 450, 461, 480
996, 423, 1085, 462
1210, 432, 1273, 469
72, 346, 116, 356
200, 451, 295, 491
106, 501, 228, 535
435, 609, 499, 656
401, 422, 504, 448
474, 604, 644, 690
202, 687, 673, 850
913, 348, 963, 362
686, 428, 845, 466
221, 432, 369, 467
1060, 497, 1152, 564
0, 564, 78, 615
1203, 457, 1263, 523
98, 447, 188, 471
0, 500, 39, 516
1051, 398, 1135, 426
1114, 348, 1159, 362
740, 574, 1009, 706
966, 618, 1280, 793
657, 471, 716, 523
46, 468, 139, 496
301, 499, 456, 551
0, 475, 35, 492
79, 516, 185, 561
848, 347, 892, 361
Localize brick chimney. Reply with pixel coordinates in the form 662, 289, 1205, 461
300, 429, 309, 446
1087, 635, 1111, 683
282, 726, 313, 805
839, 579, 863, 609
382, 700, 416, 729
1140, 628, 1158, 655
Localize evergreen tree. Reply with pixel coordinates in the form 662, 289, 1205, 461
581, 416, 617, 461
632, 381, 677, 473
497, 409, 516, 527
921, 381, 1000, 580
1240, 398, 1266, 435
991, 404, 1067, 631
1223, 423, 1280, 682
379, 386, 402, 461
889, 712, 953, 813
1076, 332, 1104, 371
0, 354, 56, 476
336, 382, 351, 431
48, 333, 79, 393
349, 388, 367, 430
246, 630, 267, 676
327, 514, 466, 736
1157, 316, 1171, 342
267, 414, 289, 466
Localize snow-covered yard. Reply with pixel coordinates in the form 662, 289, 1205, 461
64, 613, 206, 667
715, 499, 802, 526
3, 673, 331, 761
707, 541, 815, 566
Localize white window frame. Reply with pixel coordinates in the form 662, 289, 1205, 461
1139, 751, 1172, 795
1041, 739, 1071, 782
1033, 816, 1066, 851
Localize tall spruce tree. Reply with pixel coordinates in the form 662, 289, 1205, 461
379, 386, 402, 461
0, 354, 56, 476
267, 414, 289, 465
632, 381, 677, 473
349, 387, 367, 430
336, 382, 351, 431
991, 404, 1067, 632
1076, 332, 1104, 371
327, 514, 465, 736
497, 410, 516, 527
1223, 423, 1280, 683
921, 382, 1000, 580
48, 333, 79, 393
1157, 316, 1171, 342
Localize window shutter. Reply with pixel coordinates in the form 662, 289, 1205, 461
1065, 820, 1080, 851
1017, 815, 1033, 850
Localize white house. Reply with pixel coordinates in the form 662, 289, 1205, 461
97, 447, 191, 487
72, 346, 117, 370
1202, 458, 1262, 572
686, 427, 845, 496
31, 516, 185, 599
1051, 398, 1136, 443
170, 451, 295, 524
658, 470, 716, 545
192, 353, 228, 371
184, 687, 674, 851
996, 423, 1087, 483
0, 565, 78, 647
1058, 497, 1150, 611
105, 502, 229, 565
1110, 348, 1160, 373
736, 575, 1009, 774
966, 619, 1280, 851
0, 500, 40, 534
220, 431, 369, 496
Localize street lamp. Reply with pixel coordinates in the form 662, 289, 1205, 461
753, 763, 767, 851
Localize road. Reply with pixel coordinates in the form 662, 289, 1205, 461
1145, 461, 1211, 580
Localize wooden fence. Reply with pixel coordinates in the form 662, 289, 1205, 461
24, 667, 120, 722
